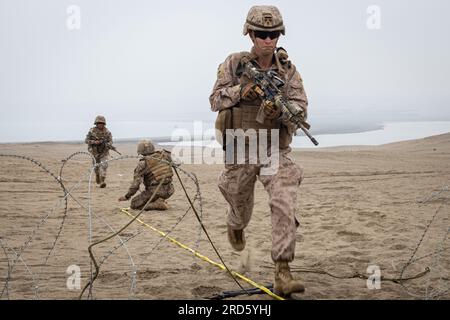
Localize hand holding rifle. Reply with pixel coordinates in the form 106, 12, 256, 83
239, 59, 319, 146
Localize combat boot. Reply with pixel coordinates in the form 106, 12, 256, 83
99, 177, 106, 188
144, 198, 169, 211
95, 171, 101, 185
273, 261, 305, 297
227, 225, 245, 251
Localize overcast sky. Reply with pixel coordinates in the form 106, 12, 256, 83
1, 0, 449, 132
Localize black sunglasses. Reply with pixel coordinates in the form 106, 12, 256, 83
254, 30, 281, 40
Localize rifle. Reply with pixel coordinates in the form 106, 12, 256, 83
107, 144, 122, 156
239, 60, 319, 146
92, 136, 122, 155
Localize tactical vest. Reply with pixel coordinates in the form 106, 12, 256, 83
220, 50, 293, 152
90, 128, 109, 155
145, 150, 173, 185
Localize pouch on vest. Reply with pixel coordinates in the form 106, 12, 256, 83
215, 108, 233, 149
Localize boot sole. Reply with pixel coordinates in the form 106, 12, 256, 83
227, 226, 246, 251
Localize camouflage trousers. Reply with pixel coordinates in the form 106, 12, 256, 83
93, 154, 109, 184
130, 182, 175, 210
218, 152, 304, 262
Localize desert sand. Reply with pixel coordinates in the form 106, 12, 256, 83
0, 133, 449, 300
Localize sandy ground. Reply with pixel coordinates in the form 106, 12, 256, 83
0, 133, 449, 300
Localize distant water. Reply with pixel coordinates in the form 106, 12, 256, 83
290, 121, 450, 148
161, 121, 450, 149
0, 120, 449, 148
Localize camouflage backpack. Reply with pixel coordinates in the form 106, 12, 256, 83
145, 150, 173, 182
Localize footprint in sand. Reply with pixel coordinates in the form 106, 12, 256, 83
357, 210, 385, 218
364, 221, 383, 228
337, 230, 366, 241
141, 285, 166, 295
137, 269, 160, 280
98, 271, 123, 282
390, 244, 408, 250
191, 285, 224, 297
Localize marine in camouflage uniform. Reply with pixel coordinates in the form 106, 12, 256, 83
85, 115, 113, 188
209, 6, 309, 297
118, 140, 174, 211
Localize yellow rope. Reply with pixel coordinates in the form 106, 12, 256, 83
121, 208, 284, 300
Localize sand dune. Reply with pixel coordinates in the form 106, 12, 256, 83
0, 134, 449, 300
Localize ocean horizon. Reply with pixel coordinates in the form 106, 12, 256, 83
159, 121, 450, 149
1, 120, 450, 148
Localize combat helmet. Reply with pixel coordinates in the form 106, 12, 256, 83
243, 5, 285, 36
94, 115, 106, 125
137, 139, 155, 156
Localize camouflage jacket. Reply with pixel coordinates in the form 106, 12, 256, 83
209, 47, 308, 144
85, 127, 113, 157
125, 152, 173, 200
